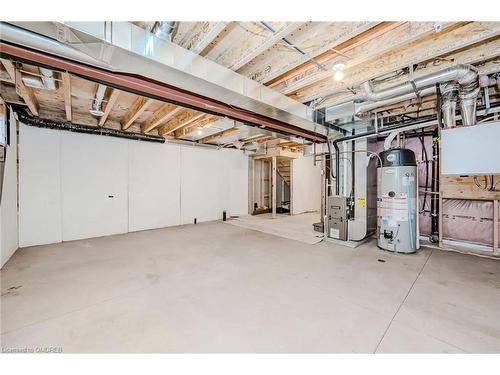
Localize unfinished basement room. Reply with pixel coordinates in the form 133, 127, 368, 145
1, 7, 500, 361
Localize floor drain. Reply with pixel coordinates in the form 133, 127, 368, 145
377, 259, 386, 263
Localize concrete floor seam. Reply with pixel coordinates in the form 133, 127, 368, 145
373, 248, 434, 353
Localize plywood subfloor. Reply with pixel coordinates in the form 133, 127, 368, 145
226, 212, 324, 244
1, 221, 499, 353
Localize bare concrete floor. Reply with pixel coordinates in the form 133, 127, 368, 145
1, 222, 499, 353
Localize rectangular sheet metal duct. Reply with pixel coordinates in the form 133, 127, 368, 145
0, 22, 328, 142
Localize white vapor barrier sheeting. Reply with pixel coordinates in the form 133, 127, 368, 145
18, 123, 248, 247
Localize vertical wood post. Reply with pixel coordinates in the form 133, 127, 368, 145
272, 156, 277, 218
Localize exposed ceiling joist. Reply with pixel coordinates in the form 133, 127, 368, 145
268, 21, 410, 91
0, 58, 15, 82
294, 21, 500, 103
98, 88, 120, 126
121, 97, 153, 130
228, 22, 304, 71
14, 68, 39, 116
190, 22, 228, 55
174, 114, 218, 138
142, 103, 182, 133
200, 127, 240, 144
159, 110, 205, 136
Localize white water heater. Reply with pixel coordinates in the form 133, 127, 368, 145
377, 148, 419, 253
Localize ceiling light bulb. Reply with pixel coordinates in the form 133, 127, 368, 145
333, 61, 345, 71
334, 70, 344, 81
197, 129, 203, 135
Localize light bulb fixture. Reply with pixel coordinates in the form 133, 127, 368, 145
333, 70, 344, 81
333, 61, 345, 71
196, 129, 203, 136
332, 60, 346, 81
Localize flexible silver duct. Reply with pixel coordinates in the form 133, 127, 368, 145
360, 64, 479, 126
39, 67, 57, 90
361, 65, 478, 101
355, 86, 436, 115
440, 82, 459, 128
152, 21, 176, 42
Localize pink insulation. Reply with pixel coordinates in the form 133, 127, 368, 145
376, 135, 499, 246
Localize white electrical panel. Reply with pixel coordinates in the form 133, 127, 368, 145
441, 121, 500, 175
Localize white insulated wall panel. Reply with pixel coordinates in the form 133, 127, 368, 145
128, 141, 181, 231
60, 132, 129, 241
180, 147, 248, 224
292, 156, 321, 215
18, 125, 62, 247
441, 121, 500, 175
180, 147, 226, 224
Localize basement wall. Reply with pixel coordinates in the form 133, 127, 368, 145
291, 155, 321, 214
0, 109, 19, 268
17, 123, 248, 248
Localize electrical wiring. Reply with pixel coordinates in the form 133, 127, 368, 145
473, 176, 489, 190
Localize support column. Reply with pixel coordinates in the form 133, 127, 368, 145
493, 199, 498, 255
272, 156, 277, 218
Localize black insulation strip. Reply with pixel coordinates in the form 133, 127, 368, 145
12, 106, 165, 143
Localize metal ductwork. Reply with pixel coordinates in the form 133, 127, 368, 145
326, 64, 480, 125
440, 82, 459, 127
0, 22, 328, 142
360, 65, 478, 102
152, 21, 176, 42
39, 67, 57, 90
21, 67, 57, 90
360, 64, 479, 126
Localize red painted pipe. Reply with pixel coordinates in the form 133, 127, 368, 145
0, 41, 326, 142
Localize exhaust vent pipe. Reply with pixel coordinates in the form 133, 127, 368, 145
89, 84, 107, 117
440, 82, 458, 128
360, 64, 479, 126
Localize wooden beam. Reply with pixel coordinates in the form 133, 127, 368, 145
190, 22, 228, 54
200, 127, 240, 143
60, 71, 72, 122
98, 88, 120, 126
0, 58, 15, 81
159, 110, 204, 136
228, 22, 304, 71
174, 114, 218, 138
142, 103, 181, 133
14, 68, 39, 116
294, 22, 500, 103
121, 97, 153, 130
